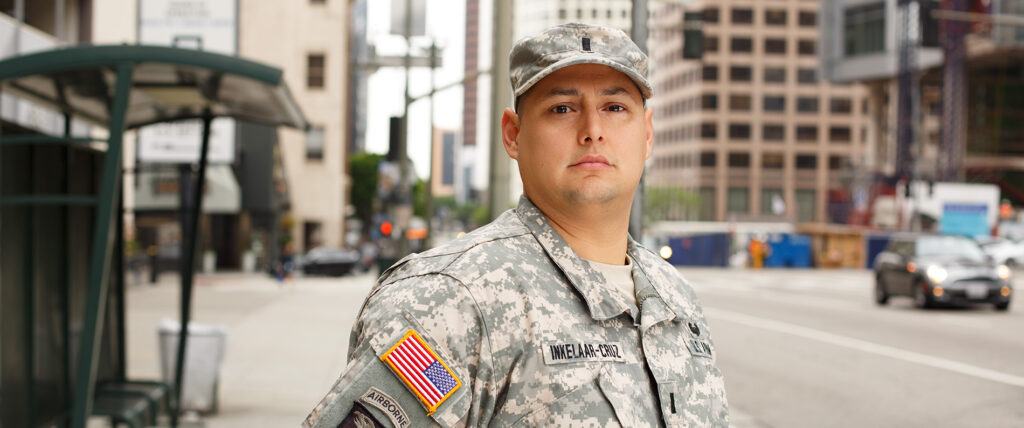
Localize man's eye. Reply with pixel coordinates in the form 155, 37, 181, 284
552, 105, 571, 114
607, 105, 626, 112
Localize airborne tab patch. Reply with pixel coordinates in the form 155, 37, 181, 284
543, 341, 627, 365
380, 330, 461, 415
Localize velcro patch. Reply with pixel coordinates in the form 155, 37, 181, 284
380, 330, 461, 415
360, 387, 410, 428
684, 317, 713, 359
542, 342, 627, 365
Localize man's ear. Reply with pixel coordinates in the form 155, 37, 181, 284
643, 107, 654, 161
501, 108, 521, 160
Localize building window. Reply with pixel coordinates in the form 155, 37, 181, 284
701, 122, 718, 139
307, 54, 325, 88
829, 155, 850, 170
704, 36, 719, 52
830, 97, 853, 114
765, 9, 787, 26
699, 187, 716, 221
729, 123, 751, 140
764, 67, 786, 83
763, 124, 785, 141
762, 188, 784, 215
729, 66, 752, 82
765, 38, 786, 54
796, 97, 819, 113
727, 187, 750, 214
844, 3, 886, 56
795, 154, 818, 169
797, 189, 817, 222
797, 68, 817, 84
796, 125, 818, 142
798, 39, 816, 56
702, 93, 719, 110
703, 7, 719, 23
306, 125, 325, 160
728, 152, 750, 168
700, 151, 717, 167
304, 221, 323, 249
310, 0, 325, 3
762, 152, 785, 169
703, 65, 719, 81
731, 37, 753, 53
729, 94, 751, 111
592, 8, 598, 18
799, 11, 817, 27
763, 95, 785, 112
731, 8, 753, 24
559, 9, 567, 19
829, 126, 852, 142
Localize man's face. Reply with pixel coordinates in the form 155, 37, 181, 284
502, 63, 653, 212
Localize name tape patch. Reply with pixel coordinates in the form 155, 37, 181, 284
380, 330, 461, 415
360, 387, 410, 428
543, 342, 627, 365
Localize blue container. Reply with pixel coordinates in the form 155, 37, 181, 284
864, 235, 892, 269
763, 234, 813, 268
667, 233, 730, 267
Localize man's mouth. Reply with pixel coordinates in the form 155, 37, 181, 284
570, 154, 611, 169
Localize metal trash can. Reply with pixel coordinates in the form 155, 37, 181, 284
158, 319, 227, 414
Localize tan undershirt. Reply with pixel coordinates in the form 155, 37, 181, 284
586, 255, 636, 306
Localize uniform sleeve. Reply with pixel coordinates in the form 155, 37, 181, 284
304, 273, 496, 428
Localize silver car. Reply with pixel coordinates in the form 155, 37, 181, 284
874, 235, 1013, 311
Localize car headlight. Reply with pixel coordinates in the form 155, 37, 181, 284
926, 265, 948, 284
998, 264, 1012, 280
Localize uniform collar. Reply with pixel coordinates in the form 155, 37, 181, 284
515, 196, 643, 321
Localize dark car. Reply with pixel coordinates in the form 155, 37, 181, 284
300, 247, 362, 277
874, 235, 1013, 311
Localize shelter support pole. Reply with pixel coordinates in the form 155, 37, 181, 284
70, 62, 132, 428
170, 111, 213, 427
629, 0, 647, 239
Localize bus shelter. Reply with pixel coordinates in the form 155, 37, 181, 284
0, 45, 307, 427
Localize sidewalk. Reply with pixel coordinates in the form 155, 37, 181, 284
125, 271, 377, 427
125, 270, 765, 427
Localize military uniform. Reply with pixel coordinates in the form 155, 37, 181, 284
304, 197, 729, 427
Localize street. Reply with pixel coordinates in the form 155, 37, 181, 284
684, 268, 1024, 428
125, 268, 1024, 427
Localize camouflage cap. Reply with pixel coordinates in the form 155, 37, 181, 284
509, 22, 652, 107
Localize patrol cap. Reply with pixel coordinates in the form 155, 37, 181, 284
509, 22, 653, 108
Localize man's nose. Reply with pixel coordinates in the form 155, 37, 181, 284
579, 109, 604, 145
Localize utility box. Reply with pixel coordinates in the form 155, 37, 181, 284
158, 319, 227, 414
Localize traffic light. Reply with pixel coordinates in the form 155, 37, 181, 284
380, 221, 393, 237
682, 12, 704, 60
920, 0, 940, 48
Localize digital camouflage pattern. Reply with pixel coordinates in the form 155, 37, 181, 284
305, 197, 729, 427
509, 22, 653, 103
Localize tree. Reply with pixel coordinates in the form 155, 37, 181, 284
349, 152, 385, 235
644, 186, 701, 224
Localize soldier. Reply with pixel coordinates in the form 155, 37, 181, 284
305, 23, 728, 427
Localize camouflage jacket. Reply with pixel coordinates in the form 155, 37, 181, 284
305, 197, 728, 427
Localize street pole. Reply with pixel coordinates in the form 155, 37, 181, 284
397, 0, 414, 255
425, 40, 438, 248
629, 0, 648, 239
487, 0, 513, 220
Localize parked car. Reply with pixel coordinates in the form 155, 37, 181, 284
977, 237, 1024, 267
300, 247, 362, 277
873, 235, 1013, 311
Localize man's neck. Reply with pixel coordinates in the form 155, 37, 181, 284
534, 199, 632, 265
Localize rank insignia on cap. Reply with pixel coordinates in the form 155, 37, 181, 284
380, 330, 461, 414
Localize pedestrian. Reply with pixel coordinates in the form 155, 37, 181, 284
305, 23, 728, 427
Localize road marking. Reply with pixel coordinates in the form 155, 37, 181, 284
706, 307, 1024, 389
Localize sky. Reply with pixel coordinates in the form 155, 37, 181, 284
364, 0, 468, 179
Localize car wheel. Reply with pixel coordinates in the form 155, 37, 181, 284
914, 279, 932, 309
874, 275, 889, 305
995, 300, 1010, 311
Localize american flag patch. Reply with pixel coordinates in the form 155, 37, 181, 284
380, 330, 461, 414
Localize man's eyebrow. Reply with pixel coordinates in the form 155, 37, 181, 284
541, 87, 580, 99
600, 86, 632, 96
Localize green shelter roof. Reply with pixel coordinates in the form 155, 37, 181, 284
0, 44, 307, 130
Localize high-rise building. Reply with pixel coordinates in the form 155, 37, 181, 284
648, 1, 870, 223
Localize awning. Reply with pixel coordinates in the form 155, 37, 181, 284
0, 44, 308, 130
134, 165, 241, 214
